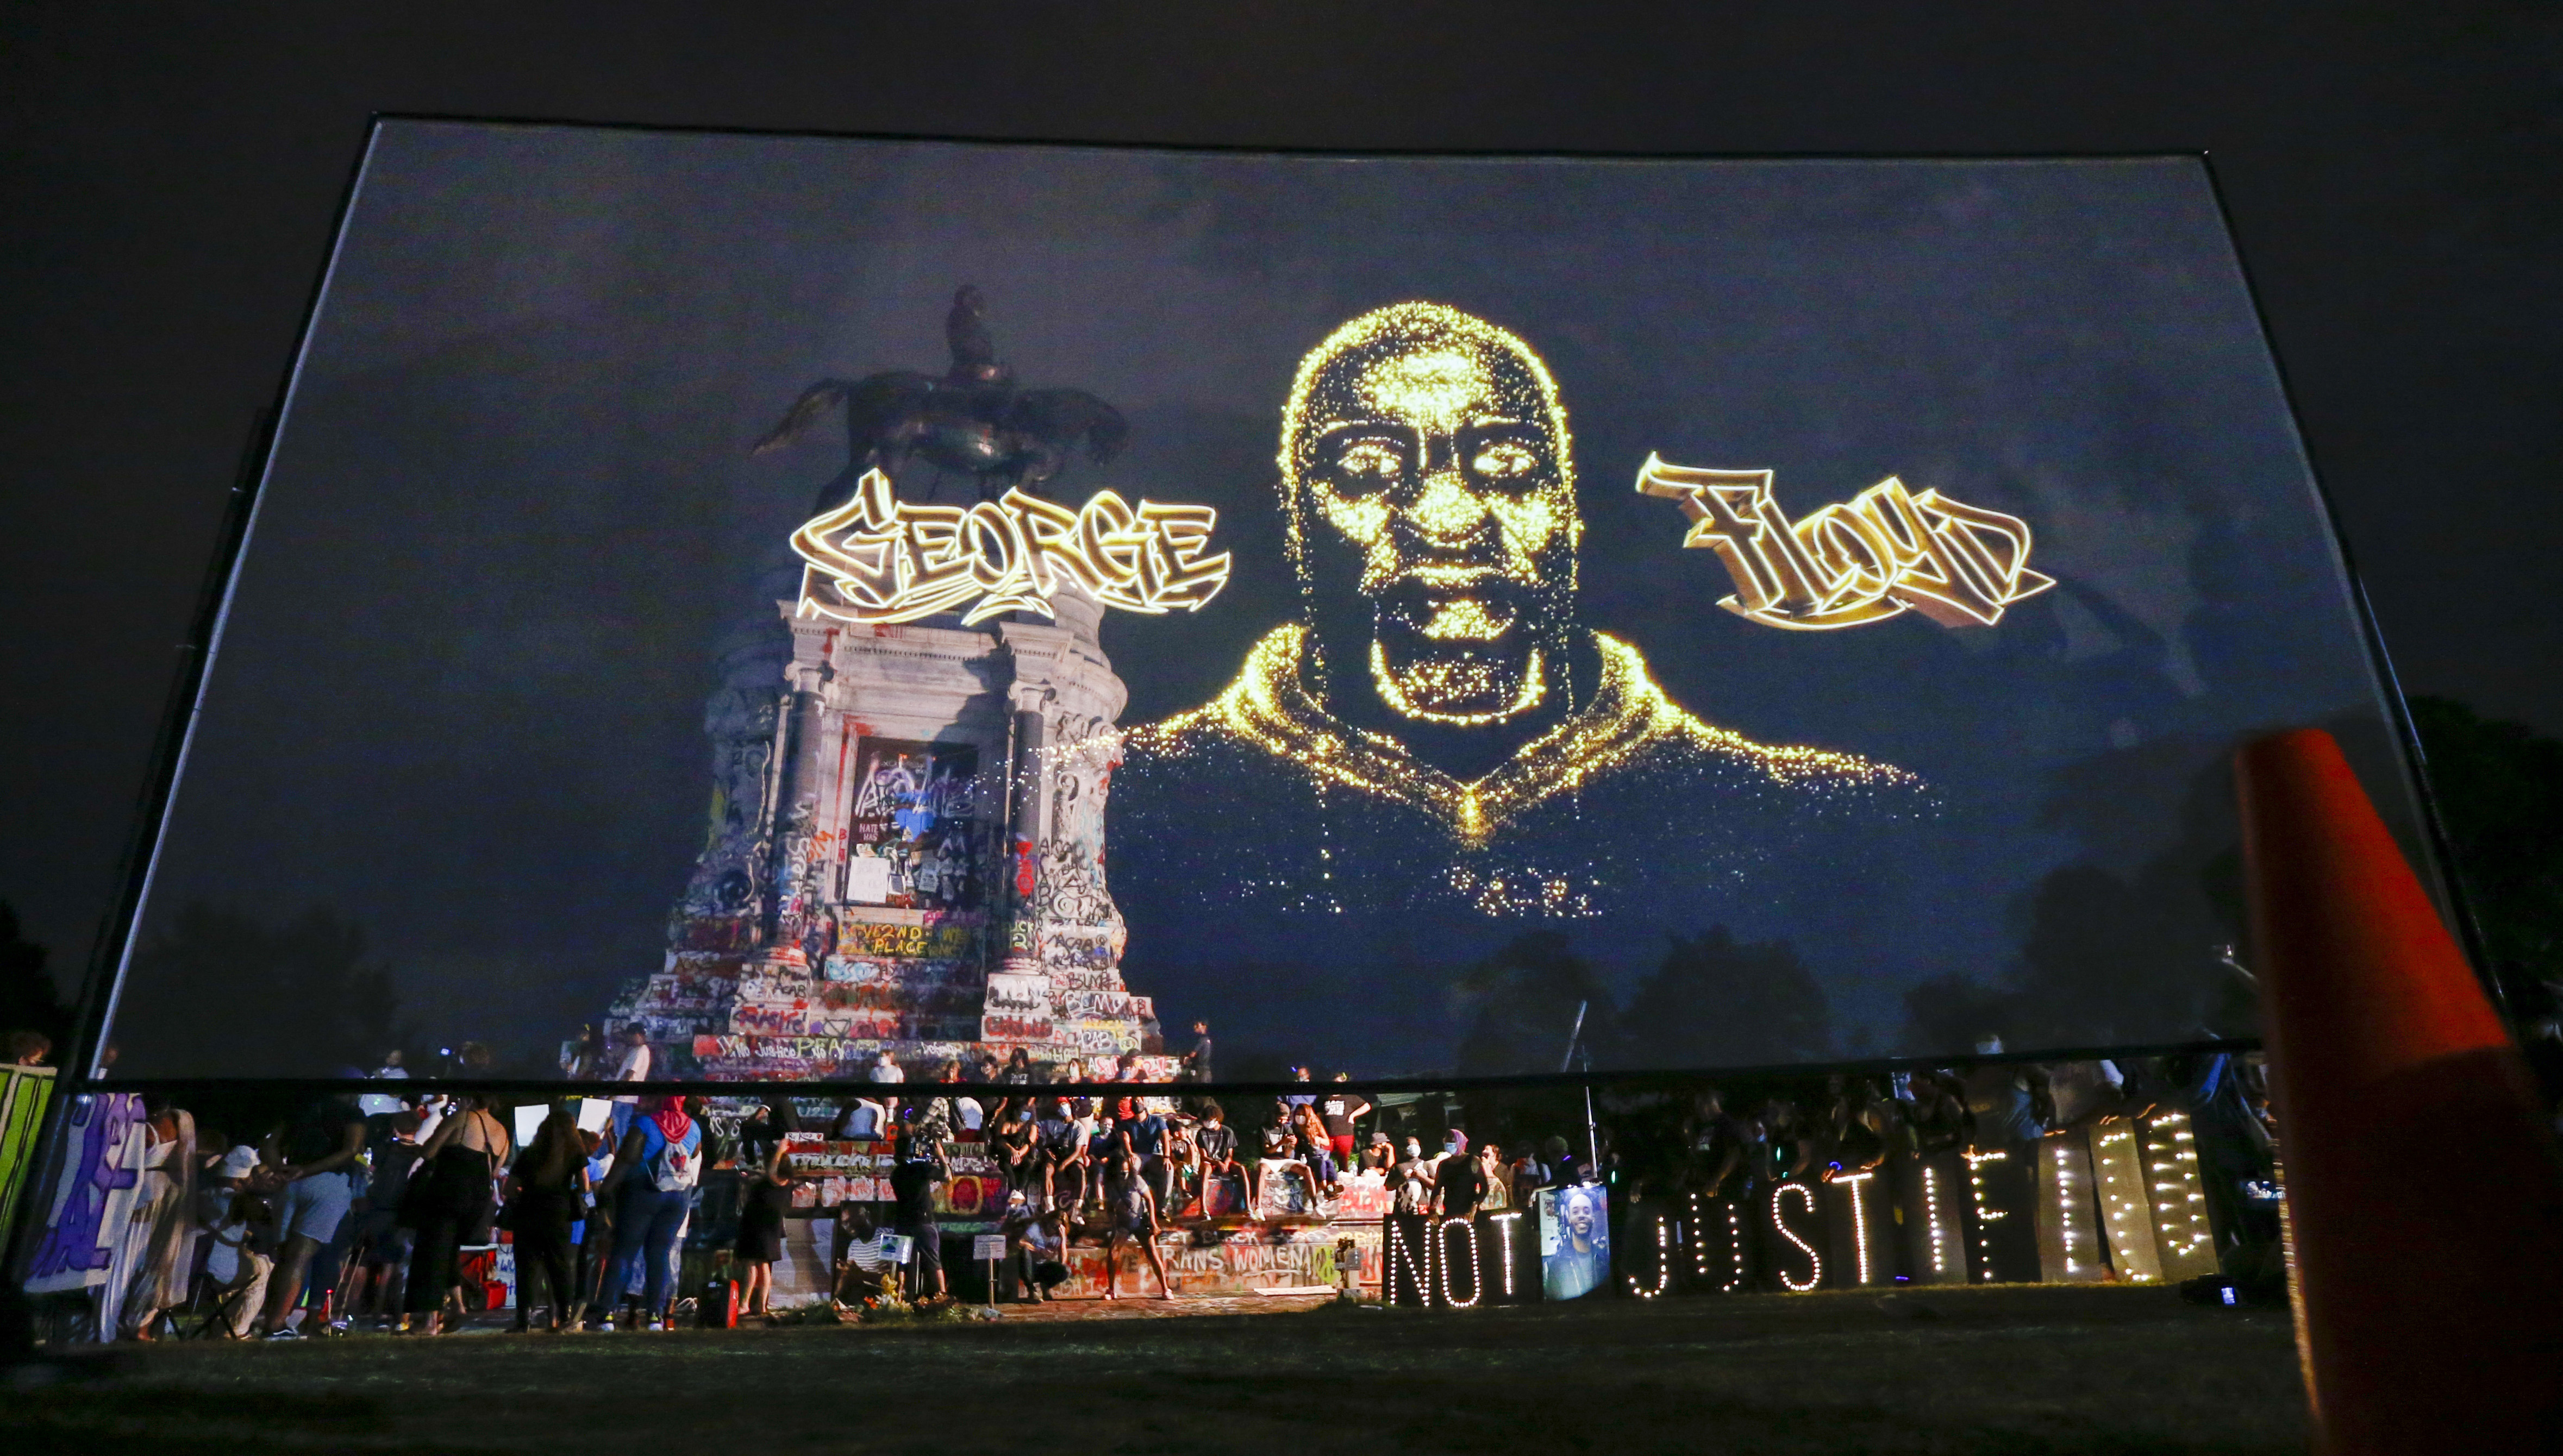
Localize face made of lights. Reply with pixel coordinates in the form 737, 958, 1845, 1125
1285, 307, 1580, 726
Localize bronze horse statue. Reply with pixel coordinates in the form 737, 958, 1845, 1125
754, 285, 1129, 510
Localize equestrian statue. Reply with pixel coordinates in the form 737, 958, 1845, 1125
753, 285, 1129, 510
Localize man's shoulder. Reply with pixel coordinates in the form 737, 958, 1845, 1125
1591, 631, 1929, 804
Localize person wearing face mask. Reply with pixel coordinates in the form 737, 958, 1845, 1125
1433, 1130, 1487, 1219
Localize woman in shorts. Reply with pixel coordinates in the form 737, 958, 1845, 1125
1101, 1150, 1174, 1300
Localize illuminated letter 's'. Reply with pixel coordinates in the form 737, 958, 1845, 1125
792, 470, 1233, 627
1637, 455, 2053, 631
1771, 1182, 1824, 1292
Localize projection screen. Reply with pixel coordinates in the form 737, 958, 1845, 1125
98, 121, 2446, 1083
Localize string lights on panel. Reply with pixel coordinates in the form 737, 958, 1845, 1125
1626, 1215, 1675, 1298
1834, 1171, 1878, 1286
1964, 1149, 2010, 1282
1437, 1218, 1484, 1308
2042, 1135, 2102, 1282
1486, 1211, 1526, 1301
1689, 1192, 1747, 1292
1921, 1165, 1959, 1282
1771, 1182, 1824, 1292
2092, 1121, 2161, 1283
2141, 1113, 2220, 1279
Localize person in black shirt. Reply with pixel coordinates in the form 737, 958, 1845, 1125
993, 1103, 1039, 1194
1181, 1022, 1213, 1083
1433, 1139, 1489, 1218
255, 1093, 366, 1338
889, 1147, 949, 1303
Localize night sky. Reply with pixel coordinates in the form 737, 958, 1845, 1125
3, 8, 2558, 1074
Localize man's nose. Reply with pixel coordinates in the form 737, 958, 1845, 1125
1401, 468, 1491, 544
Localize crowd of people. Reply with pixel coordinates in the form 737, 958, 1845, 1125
7, 1011, 2303, 1339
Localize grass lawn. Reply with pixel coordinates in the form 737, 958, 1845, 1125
6, 1284, 2305, 1455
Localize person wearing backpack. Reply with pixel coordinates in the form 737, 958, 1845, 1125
594, 1096, 700, 1331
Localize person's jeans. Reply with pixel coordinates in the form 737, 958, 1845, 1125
610, 1185, 690, 1318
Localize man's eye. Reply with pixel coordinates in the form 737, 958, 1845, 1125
1336, 442, 1403, 481
1472, 442, 1537, 478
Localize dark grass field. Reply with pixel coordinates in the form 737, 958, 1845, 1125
6, 1285, 2306, 1455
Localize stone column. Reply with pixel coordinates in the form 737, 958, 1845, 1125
766, 637, 833, 954
1003, 683, 1052, 959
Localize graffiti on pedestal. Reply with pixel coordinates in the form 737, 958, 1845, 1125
846, 740, 984, 911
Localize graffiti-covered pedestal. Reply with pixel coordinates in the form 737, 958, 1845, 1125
612, 583, 1167, 1078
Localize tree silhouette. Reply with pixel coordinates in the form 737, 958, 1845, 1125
1617, 926, 1832, 1070
0, 901, 66, 1047
2408, 696, 2563, 1006
1452, 931, 1613, 1076
112, 903, 407, 1077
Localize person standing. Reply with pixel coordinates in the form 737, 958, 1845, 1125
1101, 1150, 1175, 1300
735, 1139, 792, 1322
889, 1144, 949, 1304
1434, 1134, 1489, 1220
608, 1026, 653, 1140
503, 1101, 587, 1333
255, 1091, 366, 1339
342, 1110, 423, 1330
1181, 1021, 1214, 1083
1318, 1076, 1370, 1173
1465, 1141, 1506, 1212
593, 1096, 699, 1331
401, 1095, 509, 1336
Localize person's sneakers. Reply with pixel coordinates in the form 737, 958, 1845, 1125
261, 1326, 301, 1340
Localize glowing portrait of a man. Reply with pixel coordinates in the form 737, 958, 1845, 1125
1114, 302, 1926, 928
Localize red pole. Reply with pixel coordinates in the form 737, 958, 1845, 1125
2236, 727, 2563, 1453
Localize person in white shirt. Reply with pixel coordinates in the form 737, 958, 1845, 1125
870, 1050, 905, 1084
832, 1096, 889, 1140
609, 1025, 653, 1140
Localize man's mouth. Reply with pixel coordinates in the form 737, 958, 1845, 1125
1416, 597, 1514, 642
1376, 576, 1520, 643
